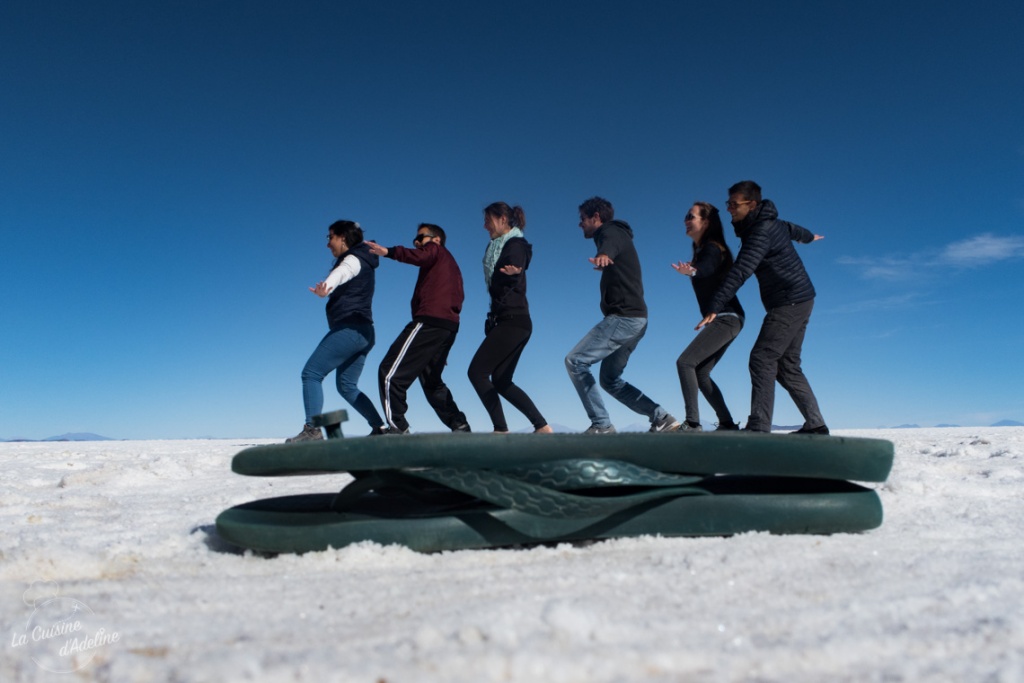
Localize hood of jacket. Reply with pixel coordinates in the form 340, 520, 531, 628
596, 219, 634, 240
733, 199, 779, 239
344, 241, 379, 271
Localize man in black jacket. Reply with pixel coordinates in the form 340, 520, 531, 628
566, 196, 680, 434
698, 181, 828, 434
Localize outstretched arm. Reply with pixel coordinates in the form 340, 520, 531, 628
365, 241, 388, 257
589, 254, 614, 270
310, 254, 361, 297
785, 222, 823, 243
671, 261, 697, 276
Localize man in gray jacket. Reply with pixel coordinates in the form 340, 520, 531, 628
698, 181, 828, 434
566, 196, 680, 434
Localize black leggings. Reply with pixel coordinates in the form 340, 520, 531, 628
467, 318, 547, 431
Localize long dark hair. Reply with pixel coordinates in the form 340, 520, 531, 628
691, 202, 734, 267
484, 202, 526, 230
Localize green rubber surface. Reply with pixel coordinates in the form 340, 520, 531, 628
232, 432, 894, 482
215, 476, 884, 554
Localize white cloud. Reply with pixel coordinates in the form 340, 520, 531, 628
935, 233, 1024, 268
832, 292, 928, 314
836, 256, 914, 281
841, 233, 1024, 281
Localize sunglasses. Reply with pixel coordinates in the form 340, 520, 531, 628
684, 213, 697, 221
414, 233, 436, 243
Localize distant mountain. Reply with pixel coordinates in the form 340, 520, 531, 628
934, 424, 960, 428
992, 420, 1024, 427
894, 424, 921, 429
44, 433, 114, 442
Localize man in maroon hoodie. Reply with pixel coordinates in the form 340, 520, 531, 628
366, 224, 471, 434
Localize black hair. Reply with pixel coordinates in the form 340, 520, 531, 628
690, 202, 734, 267
484, 202, 527, 230
418, 223, 446, 246
727, 180, 762, 203
328, 220, 364, 246
578, 196, 614, 222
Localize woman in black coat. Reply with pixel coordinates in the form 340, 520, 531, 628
467, 202, 552, 433
671, 202, 745, 431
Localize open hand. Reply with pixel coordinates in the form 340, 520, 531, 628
696, 312, 716, 331
365, 241, 388, 256
671, 261, 697, 276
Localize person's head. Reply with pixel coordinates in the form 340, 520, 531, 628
414, 223, 446, 249
483, 202, 526, 239
684, 202, 723, 245
578, 196, 614, 238
725, 180, 761, 223
327, 220, 363, 258
686, 202, 734, 265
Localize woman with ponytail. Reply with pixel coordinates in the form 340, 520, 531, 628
467, 202, 553, 433
671, 202, 745, 431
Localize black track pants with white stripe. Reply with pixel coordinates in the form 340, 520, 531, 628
378, 321, 468, 433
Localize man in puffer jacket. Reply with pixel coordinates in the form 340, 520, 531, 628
698, 180, 828, 435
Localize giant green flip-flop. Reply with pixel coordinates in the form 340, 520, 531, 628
216, 411, 893, 553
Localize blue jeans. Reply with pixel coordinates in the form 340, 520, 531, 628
301, 324, 384, 429
565, 315, 669, 428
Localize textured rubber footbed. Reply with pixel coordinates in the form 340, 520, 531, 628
231, 432, 894, 482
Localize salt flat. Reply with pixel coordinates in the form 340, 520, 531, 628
2, 428, 1022, 682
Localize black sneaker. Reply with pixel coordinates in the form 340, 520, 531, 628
368, 425, 388, 436
678, 421, 703, 432
791, 424, 830, 435
285, 423, 324, 443
451, 423, 472, 433
715, 421, 740, 431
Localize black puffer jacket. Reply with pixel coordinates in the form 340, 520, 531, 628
710, 199, 816, 313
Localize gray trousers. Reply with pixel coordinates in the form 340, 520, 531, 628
676, 314, 742, 425
746, 299, 824, 432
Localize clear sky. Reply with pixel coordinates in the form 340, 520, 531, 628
2, 1, 1022, 439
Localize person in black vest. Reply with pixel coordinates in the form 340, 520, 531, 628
467, 202, 553, 433
287, 220, 386, 442
697, 181, 828, 434
671, 201, 744, 432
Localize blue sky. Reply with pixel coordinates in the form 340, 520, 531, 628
2, 1, 1021, 439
